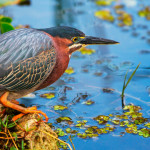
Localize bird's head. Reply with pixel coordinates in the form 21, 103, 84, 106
40, 26, 119, 55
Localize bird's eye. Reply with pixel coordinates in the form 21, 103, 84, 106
72, 37, 78, 42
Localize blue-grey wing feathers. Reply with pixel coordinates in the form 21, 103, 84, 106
0, 28, 56, 91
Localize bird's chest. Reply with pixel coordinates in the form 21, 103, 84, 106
37, 52, 69, 90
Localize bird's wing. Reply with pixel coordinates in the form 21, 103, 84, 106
0, 28, 56, 91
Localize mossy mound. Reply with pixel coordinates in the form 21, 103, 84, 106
0, 104, 58, 150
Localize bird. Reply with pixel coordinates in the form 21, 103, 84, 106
0, 26, 118, 122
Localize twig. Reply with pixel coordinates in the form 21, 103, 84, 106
69, 135, 75, 150
13, 120, 26, 132
0, 136, 22, 140
40, 130, 73, 150
0, 132, 9, 145
7, 129, 18, 150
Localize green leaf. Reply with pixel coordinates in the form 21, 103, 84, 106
7, 121, 16, 128
21, 140, 25, 150
0, 16, 12, 23
66, 128, 71, 133
121, 63, 140, 99
12, 132, 18, 141
121, 69, 128, 98
10, 147, 17, 150
125, 63, 140, 89
56, 128, 67, 137
0, 22, 14, 34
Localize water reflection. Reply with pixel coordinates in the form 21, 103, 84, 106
53, 0, 75, 26
50, 0, 113, 88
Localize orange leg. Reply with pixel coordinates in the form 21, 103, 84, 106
10, 99, 19, 105
0, 92, 49, 122
12, 106, 38, 121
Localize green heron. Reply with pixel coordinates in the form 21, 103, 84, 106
0, 26, 118, 122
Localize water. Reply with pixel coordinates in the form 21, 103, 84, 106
2, 0, 150, 149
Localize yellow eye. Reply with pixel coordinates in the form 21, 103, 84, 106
72, 37, 78, 42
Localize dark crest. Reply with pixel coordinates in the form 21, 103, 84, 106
38, 26, 85, 39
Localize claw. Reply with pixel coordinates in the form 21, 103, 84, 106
0, 92, 49, 122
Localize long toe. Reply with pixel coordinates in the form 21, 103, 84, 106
12, 113, 25, 121
25, 109, 49, 122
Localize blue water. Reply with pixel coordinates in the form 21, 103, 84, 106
2, 0, 150, 149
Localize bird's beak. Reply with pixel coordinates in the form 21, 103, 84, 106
79, 36, 119, 45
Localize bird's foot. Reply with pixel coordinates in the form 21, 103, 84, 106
24, 107, 49, 122
10, 99, 19, 104
0, 92, 49, 122
12, 106, 37, 121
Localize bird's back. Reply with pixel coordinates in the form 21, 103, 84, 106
0, 28, 56, 98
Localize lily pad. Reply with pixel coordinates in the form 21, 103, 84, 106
77, 133, 87, 139
123, 105, 141, 112
114, 4, 124, 10
56, 128, 67, 137
138, 6, 150, 20
125, 127, 134, 134
83, 99, 95, 105
138, 128, 150, 138
79, 47, 95, 55
93, 115, 109, 124
95, 0, 115, 6
134, 117, 147, 125
56, 116, 72, 124
117, 12, 133, 26
54, 105, 68, 111
40, 93, 55, 99
85, 126, 98, 134
145, 123, 150, 128
112, 120, 120, 125
95, 10, 114, 22
65, 67, 75, 74
75, 120, 87, 127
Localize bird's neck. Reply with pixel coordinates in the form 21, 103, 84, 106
36, 34, 70, 90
